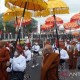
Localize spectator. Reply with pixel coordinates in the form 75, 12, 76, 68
55, 41, 69, 70
31, 42, 40, 68
7, 47, 26, 80
24, 46, 32, 62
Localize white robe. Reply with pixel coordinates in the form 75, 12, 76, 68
7, 55, 26, 72
24, 49, 32, 61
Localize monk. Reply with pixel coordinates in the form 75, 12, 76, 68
41, 44, 60, 80
68, 41, 78, 69
0, 41, 10, 80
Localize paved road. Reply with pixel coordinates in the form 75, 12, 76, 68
24, 56, 42, 80
24, 56, 80, 80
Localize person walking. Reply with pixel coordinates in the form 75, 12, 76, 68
7, 46, 26, 80
41, 44, 60, 80
31, 42, 40, 68
0, 41, 10, 80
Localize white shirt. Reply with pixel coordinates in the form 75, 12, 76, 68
24, 49, 32, 61
55, 49, 69, 59
65, 41, 67, 47
76, 43, 80, 51
67, 44, 71, 51
32, 45, 40, 52
52, 44, 57, 51
25, 38, 30, 43
12, 55, 26, 72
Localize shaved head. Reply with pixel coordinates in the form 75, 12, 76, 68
43, 44, 53, 54
44, 44, 52, 50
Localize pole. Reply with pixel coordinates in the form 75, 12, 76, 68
13, 2, 27, 57
69, 27, 71, 41
53, 14, 60, 54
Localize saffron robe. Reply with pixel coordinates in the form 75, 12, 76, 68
68, 48, 78, 69
0, 47, 10, 80
41, 53, 60, 80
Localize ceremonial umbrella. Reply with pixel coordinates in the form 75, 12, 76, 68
72, 31, 79, 36
35, 0, 69, 16
47, 0, 69, 14
35, 9, 50, 17
64, 21, 79, 41
14, 17, 31, 27
5, 0, 47, 52
70, 13, 80, 22
5, 0, 47, 27
45, 16, 63, 24
64, 21, 79, 30
3, 8, 32, 22
41, 23, 53, 31
35, 0, 69, 55
47, 0, 69, 54
5, 0, 47, 11
47, 1, 69, 56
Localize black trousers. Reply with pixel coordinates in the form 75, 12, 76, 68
10, 71, 24, 80
32, 51, 39, 65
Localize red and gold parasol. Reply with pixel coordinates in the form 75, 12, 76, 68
72, 31, 79, 36
70, 13, 80, 22
41, 23, 53, 30
14, 17, 31, 27
64, 21, 79, 30
45, 16, 63, 24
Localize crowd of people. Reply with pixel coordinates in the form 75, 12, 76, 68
0, 37, 80, 80
0, 38, 41, 80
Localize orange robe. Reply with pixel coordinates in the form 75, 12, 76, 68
68, 49, 78, 69
0, 47, 10, 80
41, 53, 60, 80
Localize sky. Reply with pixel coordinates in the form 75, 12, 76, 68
0, 0, 80, 24
0, 0, 7, 13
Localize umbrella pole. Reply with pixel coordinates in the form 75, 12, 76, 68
54, 14, 60, 80
53, 14, 60, 54
70, 27, 72, 41
18, 1, 27, 41
13, 2, 27, 56
16, 1, 27, 44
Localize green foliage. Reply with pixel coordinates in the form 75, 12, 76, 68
0, 13, 38, 35
0, 14, 3, 30
5, 22, 15, 33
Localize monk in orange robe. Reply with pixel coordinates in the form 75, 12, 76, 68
68, 41, 78, 69
0, 41, 10, 80
41, 44, 60, 80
